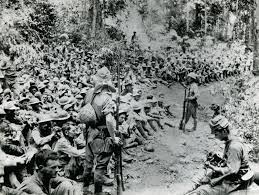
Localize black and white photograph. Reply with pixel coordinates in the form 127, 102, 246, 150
0, 0, 259, 194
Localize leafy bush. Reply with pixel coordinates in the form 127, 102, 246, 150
106, 25, 125, 41
104, 0, 127, 18
174, 18, 187, 37
27, 1, 57, 42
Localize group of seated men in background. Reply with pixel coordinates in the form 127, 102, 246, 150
0, 36, 253, 194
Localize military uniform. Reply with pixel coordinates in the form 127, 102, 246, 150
189, 138, 252, 195
83, 68, 117, 194
183, 73, 199, 132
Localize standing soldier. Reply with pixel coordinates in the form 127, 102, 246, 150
82, 67, 121, 195
182, 72, 199, 132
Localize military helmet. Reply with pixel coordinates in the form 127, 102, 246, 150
209, 115, 229, 131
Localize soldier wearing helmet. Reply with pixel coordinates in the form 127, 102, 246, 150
188, 115, 253, 195
82, 67, 121, 195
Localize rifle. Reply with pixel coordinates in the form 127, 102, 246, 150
115, 55, 124, 195
179, 85, 187, 130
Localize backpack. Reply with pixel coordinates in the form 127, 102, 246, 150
78, 89, 97, 127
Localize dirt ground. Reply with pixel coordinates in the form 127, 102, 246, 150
112, 83, 227, 195
89, 82, 259, 195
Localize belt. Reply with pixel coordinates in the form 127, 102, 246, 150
96, 126, 110, 138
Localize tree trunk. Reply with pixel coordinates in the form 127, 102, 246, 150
204, 0, 208, 37
88, 0, 103, 39
186, 10, 189, 33
91, 0, 97, 38
82, 0, 87, 20
253, 0, 259, 75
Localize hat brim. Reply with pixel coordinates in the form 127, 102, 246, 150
6, 106, 20, 110
58, 100, 70, 106
29, 101, 41, 105
19, 98, 30, 103
92, 74, 112, 83
39, 119, 52, 123
54, 115, 71, 121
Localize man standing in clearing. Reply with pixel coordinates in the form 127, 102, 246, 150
182, 72, 199, 132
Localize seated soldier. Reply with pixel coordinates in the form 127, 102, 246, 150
31, 115, 59, 150
143, 103, 162, 132
0, 123, 26, 189
187, 115, 253, 195
54, 121, 85, 180
146, 98, 165, 128
117, 108, 144, 149
16, 149, 81, 195
128, 104, 151, 140
4, 102, 23, 125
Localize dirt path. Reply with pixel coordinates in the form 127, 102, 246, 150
120, 83, 226, 195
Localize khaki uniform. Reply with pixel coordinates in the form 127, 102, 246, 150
83, 89, 115, 191
186, 82, 199, 120
184, 82, 199, 131
54, 137, 85, 180
190, 138, 252, 195
17, 173, 79, 195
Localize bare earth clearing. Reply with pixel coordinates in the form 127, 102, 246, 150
77, 83, 259, 195
116, 83, 225, 195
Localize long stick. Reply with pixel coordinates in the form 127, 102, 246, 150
116, 51, 123, 195
179, 88, 187, 130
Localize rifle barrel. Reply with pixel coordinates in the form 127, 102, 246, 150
116, 52, 123, 195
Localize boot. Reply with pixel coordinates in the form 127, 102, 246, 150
182, 123, 186, 132
124, 142, 138, 149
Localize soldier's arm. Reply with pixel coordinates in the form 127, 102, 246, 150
208, 143, 242, 175
55, 140, 85, 157
31, 130, 55, 146
106, 113, 116, 142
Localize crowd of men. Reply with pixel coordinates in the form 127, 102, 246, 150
0, 40, 177, 195
118, 37, 253, 87
0, 36, 254, 195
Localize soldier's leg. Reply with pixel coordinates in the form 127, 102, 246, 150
133, 127, 146, 141
132, 131, 145, 145
187, 184, 228, 195
154, 118, 164, 129
135, 121, 149, 139
124, 137, 139, 149
147, 120, 159, 132
83, 142, 95, 194
94, 138, 114, 194
192, 103, 198, 131
142, 121, 154, 136
183, 102, 191, 131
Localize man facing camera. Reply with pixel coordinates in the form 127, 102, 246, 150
17, 149, 81, 195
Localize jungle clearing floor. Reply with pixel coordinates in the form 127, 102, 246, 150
118, 83, 226, 195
